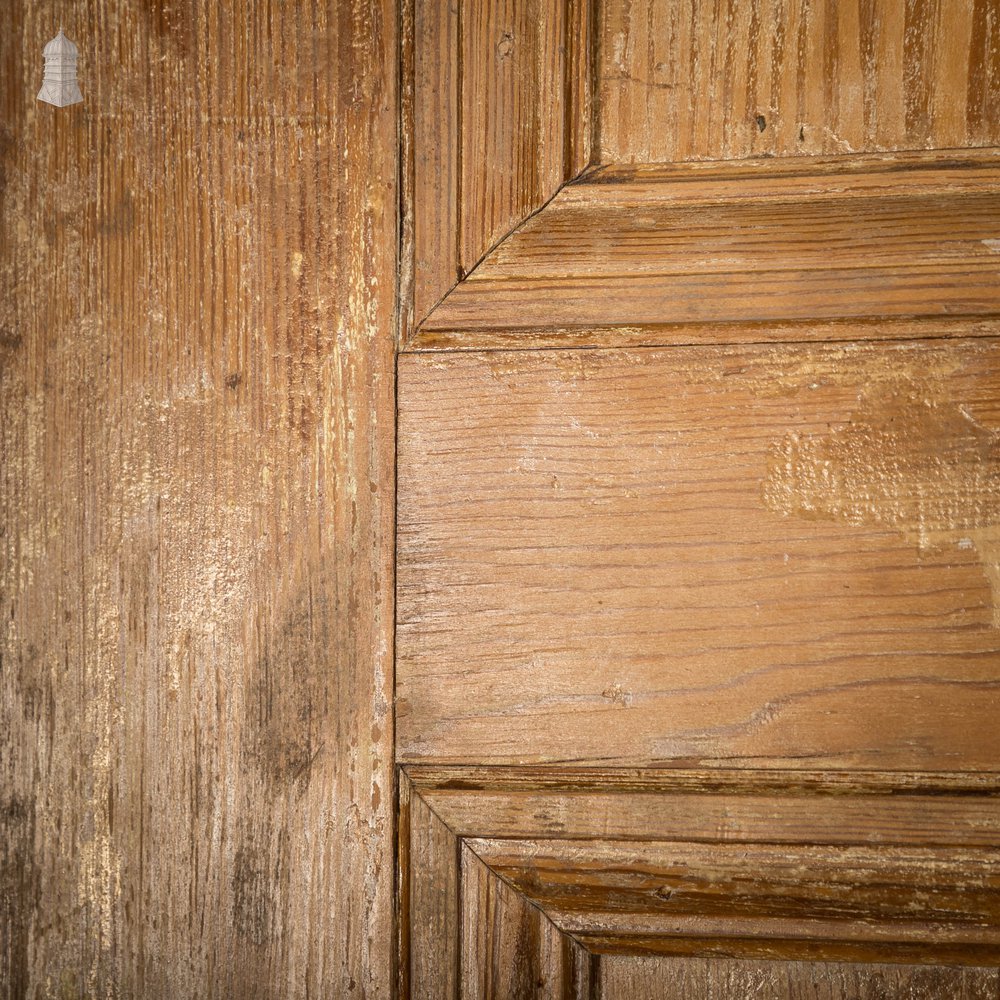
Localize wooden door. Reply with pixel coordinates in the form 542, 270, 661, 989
397, 1, 1000, 995
5, 2, 1000, 997
2, 3, 396, 996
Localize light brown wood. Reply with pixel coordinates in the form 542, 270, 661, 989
599, 955, 999, 999
405, 0, 461, 327
1, 2, 395, 996
460, 0, 589, 272
417, 151, 1000, 347
598, 0, 1000, 163
9, 0, 999, 991
409, 766, 1000, 848
403, 0, 594, 335
401, 773, 596, 998
397, 338, 1000, 768
400, 773, 461, 999
396, 0, 1000, 989
473, 836, 1000, 963
400, 766, 1000, 976
461, 843, 594, 1000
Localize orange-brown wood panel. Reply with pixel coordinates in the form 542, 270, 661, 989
397, 339, 1000, 768
418, 151, 1000, 346
397, 0, 1000, 989
400, 771, 597, 999
473, 836, 1000, 963
409, 765, 1000, 848
460, 843, 593, 1000
403, 0, 593, 334
459, 0, 583, 272
1, 2, 395, 996
599, 955, 999, 999
400, 773, 462, 999
401, 766, 1000, 982
598, 0, 1000, 163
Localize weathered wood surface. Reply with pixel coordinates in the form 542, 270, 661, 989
460, 843, 594, 1000
399, 773, 461, 1000
598, 0, 1000, 163
401, 772, 596, 999
473, 836, 1000, 963
1, 2, 395, 997
417, 151, 1000, 346
402, 767, 1000, 984
599, 955, 999, 999
403, 0, 593, 336
397, 339, 1000, 767
408, 765, 1000, 848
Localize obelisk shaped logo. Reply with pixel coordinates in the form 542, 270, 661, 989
38, 29, 83, 108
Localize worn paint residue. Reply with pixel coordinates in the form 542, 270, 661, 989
764, 382, 1000, 624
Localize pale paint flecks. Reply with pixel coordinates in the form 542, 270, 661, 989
764, 382, 1000, 625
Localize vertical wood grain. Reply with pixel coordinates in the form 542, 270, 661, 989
460, 843, 595, 1000
406, 0, 593, 335
599, 955, 999, 999
0, 2, 395, 996
598, 0, 1000, 162
408, 0, 461, 327
459, 0, 571, 275
405, 776, 462, 999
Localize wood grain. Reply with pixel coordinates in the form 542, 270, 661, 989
473, 836, 1000, 963
402, 767, 1000, 979
417, 151, 1000, 347
459, 0, 588, 272
408, 766, 1000, 849
401, 773, 461, 1000
401, 774, 597, 999
598, 0, 1000, 163
1, 2, 395, 996
599, 954, 999, 999
461, 842, 594, 1000
397, 339, 1000, 768
404, 0, 593, 335
405, 0, 461, 327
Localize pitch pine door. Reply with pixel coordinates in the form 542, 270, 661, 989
395, 0, 1000, 996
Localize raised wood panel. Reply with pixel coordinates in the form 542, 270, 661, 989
599, 955, 1000, 999
412, 766, 1000, 848
404, 0, 593, 334
402, 767, 1000, 980
400, 775, 461, 1000
397, 339, 1000, 768
460, 0, 591, 271
598, 0, 1000, 163
416, 151, 1000, 347
401, 772, 596, 999
474, 837, 1000, 963
396, 1, 1000, 990
461, 842, 594, 1000
405, 0, 461, 328
0, 3, 395, 996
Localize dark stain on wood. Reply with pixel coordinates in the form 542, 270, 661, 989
231, 838, 276, 949
98, 190, 136, 237
0, 126, 14, 195
1, 793, 38, 999
140, 0, 196, 55
244, 572, 338, 788
14, 643, 46, 720
0, 327, 23, 359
